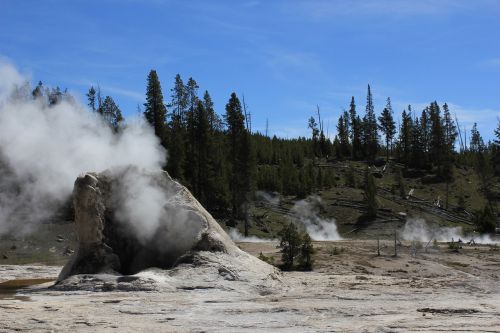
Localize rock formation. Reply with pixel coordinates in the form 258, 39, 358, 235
56, 167, 280, 292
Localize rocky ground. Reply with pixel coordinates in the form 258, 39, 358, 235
1, 239, 499, 332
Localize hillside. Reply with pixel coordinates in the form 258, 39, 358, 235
2, 159, 498, 266
231, 159, 499, 240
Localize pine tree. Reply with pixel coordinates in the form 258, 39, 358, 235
420, 106, 431, 154
411, 117, 425, 169
363, 85, 378, 162
96, 86, 103, 114
203, 90, 222, 132
144, 70, 167, 144
48, 86, 63, 106
278, 222, 302, 270
470, 123, 484, 153
101, 96, 123, 131
225, 92, 250, 225
319, 129, 328, 158
337, 112, 350, 159
428, 101, 445, 172
419, 108, 431, 167
170, 74, 187, 122
86, 86, 96, 112
348, 97, 362, 160
398, 107, 413, 166
298, 232, 314, 271
168, 114, 185, 180
32, 81, 44, 99
493, 119, 500, 175
168, 74, 187, 180
441, 103, 457, 182
194, 100, 210, 203
378, 97, 396, 161
469, 123, 492, 194
442, 103, 457, 154
308, 117, 320, 157
184, 78, 200, 190
495, 119, 500, 145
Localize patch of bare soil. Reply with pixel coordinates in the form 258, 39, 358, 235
0, 240, 498, 332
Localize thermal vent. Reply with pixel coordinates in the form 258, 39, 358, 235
58, 167, 232, 281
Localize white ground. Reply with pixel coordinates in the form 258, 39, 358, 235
1, 240, 499, 332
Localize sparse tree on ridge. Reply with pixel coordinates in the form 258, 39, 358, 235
170, 74, 188, 122
308, 116, 320, 157
203, 90, 222, 132
32, 81, 43, 99
86, 86, 96, 112
428, 101, 445, 172
101, 96, 123, 131
184, 77, 200, 190
337, 112, 350, 159
470, 123, 484, 153
410, 116, 425, 169
493, 119, 500, 175
398, 107, 413, 166
144, 70, 167, 144
225, 92, 251, 226
168, 74, 187, 180
363, 85, 378, 162
378, 97, 396, 161
349, 97, 363, 160
442, 103, 458, 154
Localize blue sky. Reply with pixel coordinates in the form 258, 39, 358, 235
1, 0, 499, 141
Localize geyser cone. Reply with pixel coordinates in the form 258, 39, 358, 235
58, 167, 257, 281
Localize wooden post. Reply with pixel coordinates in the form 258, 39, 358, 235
377, 238, 380, 256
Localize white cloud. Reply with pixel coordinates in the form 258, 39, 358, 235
479, 58, 500, 69
64, 78, 143, 102
291, 0, 482, 19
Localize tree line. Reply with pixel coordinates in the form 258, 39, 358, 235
89, 75, 498, 233
95, 70, 341, 230
6, 76, 497, 234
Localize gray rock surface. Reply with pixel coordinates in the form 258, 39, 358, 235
57, 167, 280, 290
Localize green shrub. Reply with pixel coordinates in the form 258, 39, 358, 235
278, 223, 315, 271
298, 233, 314, 271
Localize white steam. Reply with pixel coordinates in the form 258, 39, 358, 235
112, 167, 204, 249
402, 218, 498, 244
255, 190, 281, 206
113, 169, 168, 242
291, 195, 342, 241
0, 61, 166, 236
228, 228, 275, 243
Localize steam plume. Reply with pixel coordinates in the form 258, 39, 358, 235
0, 61, 166, 236
228, 228, 275, 243
402, 218, 498, 244
291, 195, 342, 241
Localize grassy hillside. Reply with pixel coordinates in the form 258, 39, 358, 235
231, 160, 499, 240
1, 160, 498, 265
